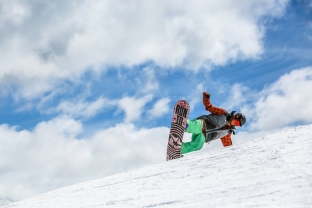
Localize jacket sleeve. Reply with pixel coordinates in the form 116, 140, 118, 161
203, 94, 227, 115
220, 134, 233, 147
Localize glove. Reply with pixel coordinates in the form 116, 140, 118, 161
203, 92, 210, 99
203, 92, 211, 109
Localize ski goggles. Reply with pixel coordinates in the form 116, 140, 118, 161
234, 113, 245, 126
234, 119, 241, 126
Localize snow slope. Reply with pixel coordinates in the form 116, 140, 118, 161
0, 198, 12, 207
2, 125, 312, 208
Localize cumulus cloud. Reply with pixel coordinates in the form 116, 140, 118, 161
52, 97, 110, 119
0, 0, 289, 99
199, 67, 312, 145
188, 83, 204, 109
147, 98, 171, 118
118, 94, 153, 123
0, 0, 30, 26
0, 116, 169, 201
138, 67, 159, 93
222, 83, 252, 110
241, 67, 312, 131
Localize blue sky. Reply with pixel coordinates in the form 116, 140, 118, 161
1, 0, 311, 130
1, 0, 312, 202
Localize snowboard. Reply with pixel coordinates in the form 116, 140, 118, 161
166, 100, 190, 161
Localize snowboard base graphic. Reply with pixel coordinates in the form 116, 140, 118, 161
166, 100, 190, 161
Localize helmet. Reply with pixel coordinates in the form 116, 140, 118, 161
234, 113, 246, 126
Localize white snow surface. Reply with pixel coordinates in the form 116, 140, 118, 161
2, 125, 312, 208
0, 198, 12, 207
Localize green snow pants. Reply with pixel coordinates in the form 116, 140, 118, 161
181, 119, 206, 154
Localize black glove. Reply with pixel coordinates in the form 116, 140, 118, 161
203, 92, 210, 99
225, 111, 236, 121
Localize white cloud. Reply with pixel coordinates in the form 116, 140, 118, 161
53, 97, 108, 119
148, 98, 171, 118
222, 83, 251, 110
0, 117, 169, 201
243, 67, 312, 131
0, 0, 30, 26
193, 67, 312, 134
305, 22, 312, 41
138, 67, 159, 93
0, 0, 289, 99
202, 67, 312, 146
118, 94, 153, 123
0, 116, 84, 200
191, 67, 312, 144
188, 83, 204, 109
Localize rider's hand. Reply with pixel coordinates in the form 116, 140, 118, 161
203, 92, 210, 108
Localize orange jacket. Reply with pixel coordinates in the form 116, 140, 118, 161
203, 93, 232, 147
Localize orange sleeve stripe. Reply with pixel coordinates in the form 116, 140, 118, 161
206, 104, 227, 115
220, 134, 232, 147
203, 96, 227, 115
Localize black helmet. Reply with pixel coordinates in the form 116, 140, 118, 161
235, 113, 246, 126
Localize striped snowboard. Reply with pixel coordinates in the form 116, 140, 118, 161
166, 100, 190, 161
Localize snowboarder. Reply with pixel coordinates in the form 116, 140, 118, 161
181, 92, 246, 155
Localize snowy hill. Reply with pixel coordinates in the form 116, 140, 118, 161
0, 198, 12, 207
2, 125, 312, 208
